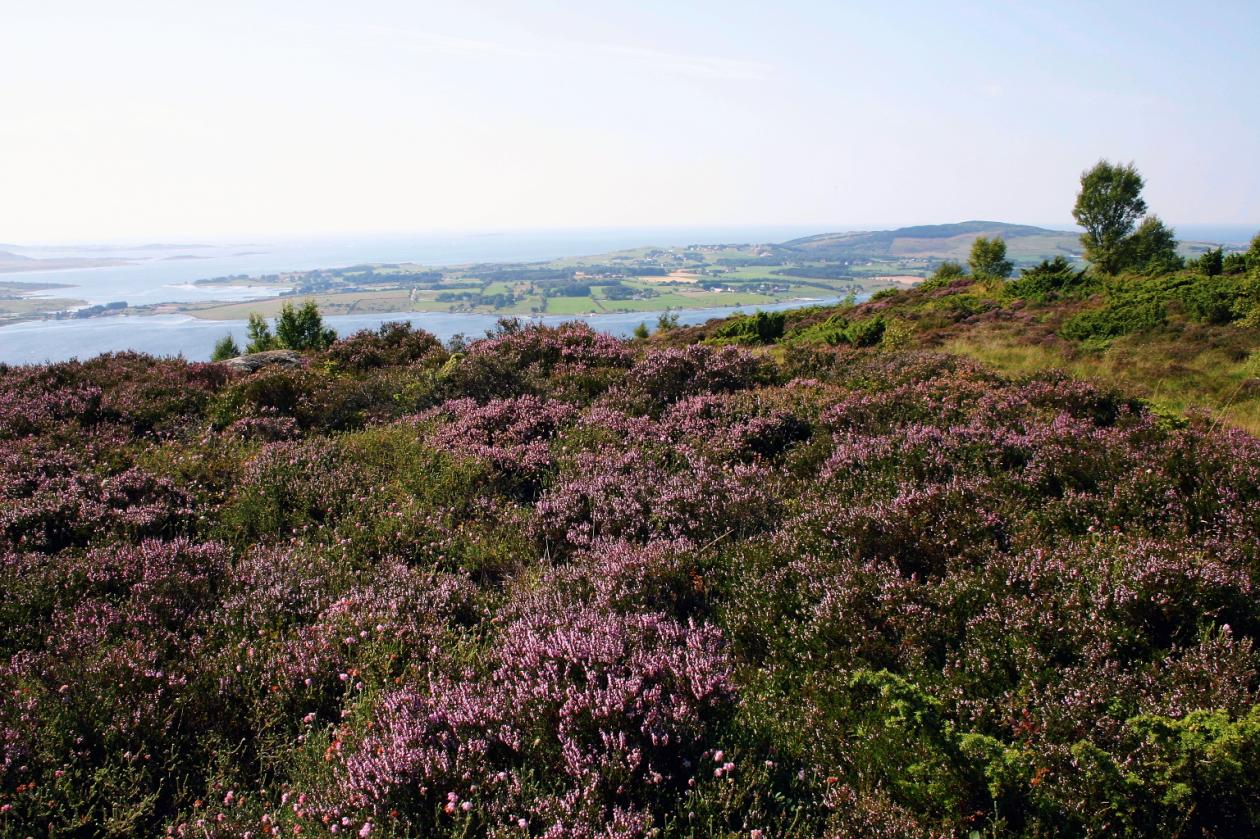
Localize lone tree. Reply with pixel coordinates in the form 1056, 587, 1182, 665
243, 300, 336, 354
276, 299, 336, 350
968, 236, 1013, 280
1073, 160, 1148, 274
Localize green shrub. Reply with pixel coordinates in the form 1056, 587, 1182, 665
211, 334, 240, 361
792, 314, 886, 347
1061, 298, 1167, 342
1192, 247, 1225, 277
710, 310, 787, 345
1125, 705, 1260, 836
918, 260, 967, 291
1006, 257, 1098, 303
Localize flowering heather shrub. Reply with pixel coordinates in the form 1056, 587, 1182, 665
1, 540, 230, 832
0, 374, 102, 439
214, 552, 478, 747
420, 396, 577, 485
0, 444, 193, 553
326, 602, 733, 836
4, 334, 1260, 837
536, 444, 779, 550
223, 437, 373, 540
613, 344, 776, 415
444, 322, 634, 402
224, 414, 302, 442
468, 321, 634, 372
0, 352, 232, 441
322, 322, 448, 371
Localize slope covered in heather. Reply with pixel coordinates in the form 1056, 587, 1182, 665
677, 257, 1260, 434
2, 320, 1260, 837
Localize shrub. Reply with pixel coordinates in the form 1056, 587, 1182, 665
709, 310, 787, 345
211, 333, 240, 361
1060, 297, 1167, 342
323, 322, 447, 371
1006, 256, 1097, 303
791, 314, 887, 347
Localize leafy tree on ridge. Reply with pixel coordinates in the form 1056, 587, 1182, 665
1073, 160, 1148, 274
968, 236, 1013, 280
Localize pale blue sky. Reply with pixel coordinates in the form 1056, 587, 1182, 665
2, 0, 1257, 241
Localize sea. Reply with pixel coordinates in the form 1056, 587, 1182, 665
0, 226, 827, 364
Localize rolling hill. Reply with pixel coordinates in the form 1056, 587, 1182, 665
772, 220, 1228, 265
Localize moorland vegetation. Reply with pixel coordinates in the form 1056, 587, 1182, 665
2, 163, 1260, 838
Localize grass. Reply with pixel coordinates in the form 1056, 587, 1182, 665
189, 289, 416, 320
0, 296, 87, 320
545, 296, 601, 315
942, 327, 1260, 435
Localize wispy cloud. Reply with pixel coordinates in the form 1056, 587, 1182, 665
356, 23, 772, 82
358, 24, 546, 60
590, 43, 772, 82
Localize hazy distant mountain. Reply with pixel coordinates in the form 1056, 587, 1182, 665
0, 249, 130, 274
0, 250, 37, 265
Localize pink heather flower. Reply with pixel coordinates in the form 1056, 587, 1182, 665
751, 831, 764, 839
713, 750, 724, 762
359, 824, 373, 838
461, 800, 473, 812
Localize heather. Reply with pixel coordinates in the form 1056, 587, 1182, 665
673, 254, 1260, 434
2, 321, 1260, 837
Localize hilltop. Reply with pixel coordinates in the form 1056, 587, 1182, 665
777, 220, 1081, 262
776, 220, 1226, 264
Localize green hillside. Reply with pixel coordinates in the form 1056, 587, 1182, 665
667, 253, 1260, 433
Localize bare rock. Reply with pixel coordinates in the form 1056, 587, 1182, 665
220, 349, 304, 373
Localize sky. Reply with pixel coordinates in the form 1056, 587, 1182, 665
2, 0, 1258, 243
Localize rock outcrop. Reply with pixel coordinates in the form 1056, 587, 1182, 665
219, 349, 303, 373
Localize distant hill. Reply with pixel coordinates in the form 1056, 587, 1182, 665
772, 220, 1233, 265
0, 250, 36, 264
0, 249, 130, 274
776, 221, 1081, 264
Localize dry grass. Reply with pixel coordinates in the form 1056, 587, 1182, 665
943, 328, 1260, 436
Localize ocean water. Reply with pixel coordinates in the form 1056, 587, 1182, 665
2, 227, 822, 305
0, 226, 829, 364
